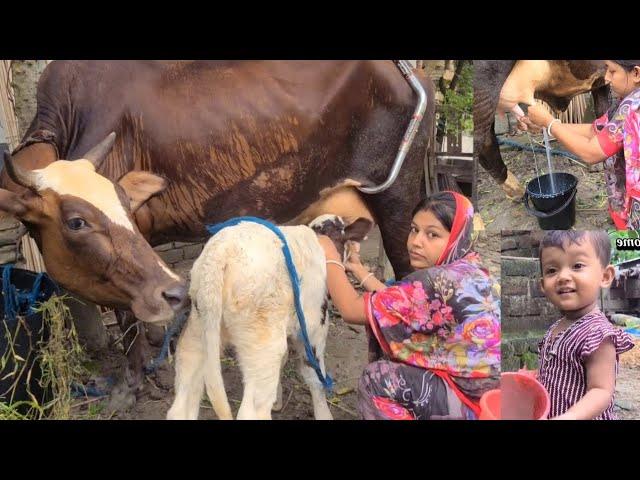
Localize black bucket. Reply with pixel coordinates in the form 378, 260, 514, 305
0, 267, 58, 413
524, 172, 578, 230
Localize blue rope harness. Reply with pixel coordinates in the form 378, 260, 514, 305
144, 310, 188, 375
206, 217, 334, 391
2, 264, 45, 323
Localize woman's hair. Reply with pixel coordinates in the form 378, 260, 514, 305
606, 61, 640, 117
411, 192, 456, 232
612, 60, 640, 72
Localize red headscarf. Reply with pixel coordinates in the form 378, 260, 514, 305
434, 191, 475, 266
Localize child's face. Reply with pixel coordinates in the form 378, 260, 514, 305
407, 210, 451, 269
540, 237, 615, 319
605, 61, 640, 98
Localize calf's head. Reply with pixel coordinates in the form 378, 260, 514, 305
309, 214, 373, 261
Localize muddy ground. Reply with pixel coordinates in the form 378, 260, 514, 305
68, 227, 501, 420
478, 133, 611, 232
615, 345, 640, 420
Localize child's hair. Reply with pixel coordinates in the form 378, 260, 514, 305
412, 192, 456, 232
539, 231, 611, 268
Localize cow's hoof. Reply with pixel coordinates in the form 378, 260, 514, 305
106, 382, 137, 414
272, 383, 284, 412
502, 170, 525, 201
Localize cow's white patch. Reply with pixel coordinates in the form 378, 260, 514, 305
158, 261, 181, 281
34, 160, 134, 231
308, 214, 342, 230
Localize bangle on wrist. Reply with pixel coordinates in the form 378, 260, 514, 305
358, 272, 375, 288
547, 118, 561, 138
326, 260, 345, 271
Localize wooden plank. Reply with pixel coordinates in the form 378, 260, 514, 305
0, 60, 20, 148
0, 60, 46, 272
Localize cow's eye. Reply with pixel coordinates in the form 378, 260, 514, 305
66, 217, 88, 230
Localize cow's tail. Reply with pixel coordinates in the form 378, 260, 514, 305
198, 257, 233, 420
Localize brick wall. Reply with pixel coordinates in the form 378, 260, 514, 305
501, 231, 557, 371
154, 241, 204, 279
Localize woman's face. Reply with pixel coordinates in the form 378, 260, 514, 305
406, 209, 451, 269
604, 61, 640, 98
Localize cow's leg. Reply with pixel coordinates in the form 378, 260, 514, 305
479, 124, 524, 200
272, 350, 289, 412
291, 343, 332, 420
202, 321, 233, 420
167, 309, 205, 420
234, 316, 288, 420
364, 184, 419, 280
290, 311, 332, 420
108, 309, 147, 413
478, 123, 507, 184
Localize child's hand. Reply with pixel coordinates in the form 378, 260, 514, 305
527, 104, 554, 129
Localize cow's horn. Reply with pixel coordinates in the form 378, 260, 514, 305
83, 132, 116, 169
3, 150, 39, 190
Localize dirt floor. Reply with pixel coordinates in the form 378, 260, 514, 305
478, 133, 612, 232
67, 226, 501, 420
614, 343, 640, 420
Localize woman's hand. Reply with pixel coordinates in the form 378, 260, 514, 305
516, 116, 543, 133
526, 104, 554, 129
344, 241, 364, 273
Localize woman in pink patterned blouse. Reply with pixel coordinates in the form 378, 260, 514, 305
527, 60, 640, 230
537, 231, 634, 419
317, 191, 500, 420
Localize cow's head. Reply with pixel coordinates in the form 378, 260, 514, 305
536, 60, 607, 112
309, 214, 373, 261
0, 133, 188, 324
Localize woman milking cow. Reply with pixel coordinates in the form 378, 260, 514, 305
318, 191, 500, 420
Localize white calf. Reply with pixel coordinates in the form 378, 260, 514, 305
167, 222, 332, 420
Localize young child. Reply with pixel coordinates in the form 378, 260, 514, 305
537, 231, 634, 420
527, 60, 640, 229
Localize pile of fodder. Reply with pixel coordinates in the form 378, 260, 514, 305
0, 294, 88, 419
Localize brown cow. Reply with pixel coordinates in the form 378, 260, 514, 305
1, 136, 188, 324
474, 60, 610, 199
0, 60, 435, 409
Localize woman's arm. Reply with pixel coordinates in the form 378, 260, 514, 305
551, 339, 616, 420
527, 105, 609, 164
558, 123, 597, 139
317, 235, 368, 325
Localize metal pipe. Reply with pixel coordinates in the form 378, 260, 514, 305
358, 60, 427, 194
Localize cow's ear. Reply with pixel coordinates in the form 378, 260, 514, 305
118, 171, 168, 213
344, 218, 373, 242
0, 189, 43, 223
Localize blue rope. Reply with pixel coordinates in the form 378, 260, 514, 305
206, 217, 334, 392
144, 310, 188, 375
2, 264, 45, 323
